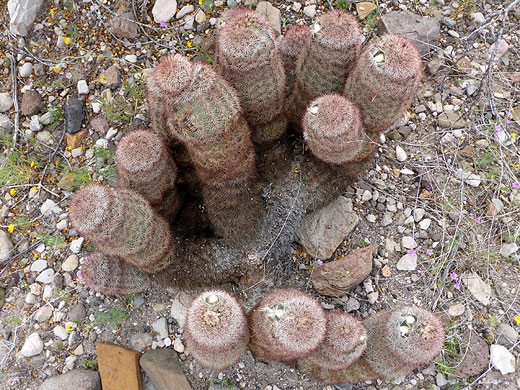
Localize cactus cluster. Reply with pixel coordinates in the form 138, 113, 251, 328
80, 252, 150, 296
183, 288, 444, 386
69, 184, 175, 274
215, 9, 287, 143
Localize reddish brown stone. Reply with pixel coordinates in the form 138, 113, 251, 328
65, 129, 88, 148
96, 342, 143, 390
311, 245, 376, 296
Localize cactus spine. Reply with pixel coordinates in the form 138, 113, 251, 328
147, 54, 261, 244
69, 184, 175, 273
115, 129, 181, 219
343, 34, 423, 134
80, 252, 150, 295
249, 288, 327, 361
185, 290, 249, 369
290, 10, 362, 126
343, 306, 445, 382
215, 9, 287, 143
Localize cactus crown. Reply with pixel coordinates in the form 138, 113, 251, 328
217, 12, 278, 71
366, 34, 423, 81
311, 10, 362, 50
147, 53, 194, 96
69, 184, 111, 234
280, 25, 311, 58
116, 129, 165, 173
186, 290, 248, 348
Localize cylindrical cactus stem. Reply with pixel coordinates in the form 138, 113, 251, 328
303, 94, 367, 165
69, 184, 175, 273
345, 306, 445, 382
249, 288, 327, 362
80, 252, 150, 296
280, 24, 311, 98
215, 9, 287, 143
289, 10, 362, 126
185, 290, 249, 369
147, 54, 263, 244
115, 129, 181, 218
298, 312, 367, 383
343, 34, 423, 135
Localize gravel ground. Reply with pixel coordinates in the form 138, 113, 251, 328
0, 0, 520, 389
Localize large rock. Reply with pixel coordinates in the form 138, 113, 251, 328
152, 0, 177, 23
97, 342, 143, 390
39, 369, 101, 390
140, 349, 191, 390
21, 90, 44, 116
462, 272, 491, 306
297, 196, 359, 259
255, 2, 281, 35
109, 12, 138, 39
0, 230, 14, 263
490, 345, 516, 375
454, 331, 489, 378
21, 332, 43, 357
311, 244, 376, 296
7, 0, 44, 36
379, 11, 440, 55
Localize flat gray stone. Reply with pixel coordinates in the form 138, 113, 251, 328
0, 93, 14, 112
140, 349, 191, 390
490, 344, 516, 375
462, 272, 491, 306
0, 230, 14, 262
255, 1, 281, 35
39, 369, 101, 390
379, 10, 440, 55
437, 111, 468, 129
152, 0, 177, 23
21, 332, 43, 357
8, 0, 44, 36
297, 196, 359, 259
396, 253, 417, 271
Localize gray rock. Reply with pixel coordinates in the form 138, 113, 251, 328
195, 9, 206, 24
152, 317, 169, 339
8, 0, 44, 36
40, 199, 62, 216
379, 11, 440, 55
255, 2, 281, 35
77, 80, 89, 95
437, 111, 468, 129
39, 369, 101, 390
419, 218, 431, 230
500, 243, 518, 257
490, 344, 516, 375
454, 169, 481, 187
109, 12, 138, 39
68, 303, 86, 322
35, 306, 53, 322
36, 130, 51, 143
297, 196, 359, 259
35, 268, 55, 284
170, 291, 191, 329
0, 114, 12, 132
30, 259, 47, 272
395, 145, 407, 162
396, 253, 417, 271
454, 331, 489, 378
496, 324, 518, 348
442, 17, 456, 28
130, 333, 153, 351
184, 15, 195, 30
471, 12, 486, 24
140, 349, 191, 390
345, 297, 360, 312
19, 62, 33, 78
152, 0, 177, 23
176, 5, 194, 19
462, 272, 491, 306
30, 115, 43, 132
90, 117, 109, 136
448, 303, 465, 317
401, 236, 417, 249
53, 325, 68, 340
21, 332, 43, 357
304, 5, 316, 18
311, 245, 376, 296
62, 254, 79, 272
69, 237, 84, 254
0, 93, 14, 113
64, 98, 84, 134
0, 230, 14, 262
100, 65, 121, 90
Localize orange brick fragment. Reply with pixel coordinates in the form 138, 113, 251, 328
65, 129, 88, 148
96, 342, 143, 390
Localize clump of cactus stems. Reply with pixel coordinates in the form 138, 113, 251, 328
185, 290, 249, 369
80, 252, 150, 296
280, 24, 311, 98
115, 129, 181, 219
343, 306, 445, 382
249, 288, 327, 361
298, 312, 367, 384
343, 33, 423, 135
289, 10, 362, 126
215, 8, 287, 143
147, 54, 262, 244
69, 184, 175, 273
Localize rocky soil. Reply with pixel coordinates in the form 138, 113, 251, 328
0, 0, 519, 389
